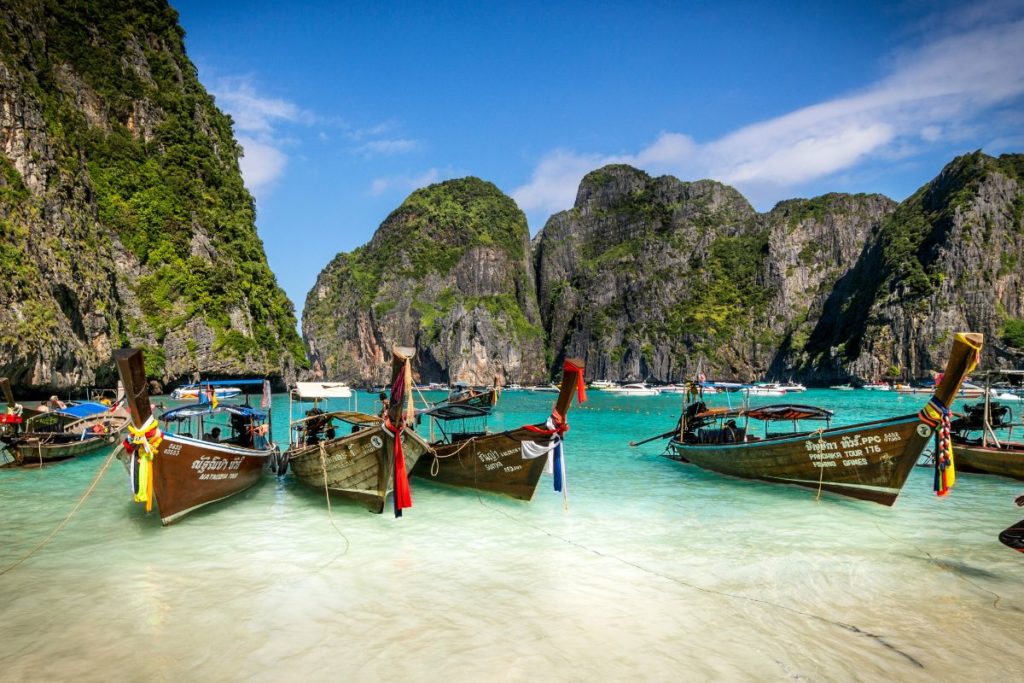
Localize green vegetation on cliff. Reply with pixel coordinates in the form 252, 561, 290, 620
0, 0, 306, 376
303, 177, 545, 383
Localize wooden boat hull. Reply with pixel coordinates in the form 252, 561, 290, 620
668, 415, 930, 505
952, 441, 1024, 481
10, 432, 118, 464
5, 411, 129, 466
413, 428, 553, 501
117, 434, 272, 525
286, 425, 430, 512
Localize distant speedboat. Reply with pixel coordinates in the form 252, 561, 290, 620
894, 383, 933, 395
529, 384, 560, 393
745, 385, 787, 397
503, 383, 523, 391
170, 384, 242, 401
958, 382, 991, 398
862, 382, 891, 391
778, 382, 806, 393
608, 383, 661, 396
830, 384, 855, 391
589, 379, 615, 390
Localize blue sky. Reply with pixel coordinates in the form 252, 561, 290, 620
170, 0, 1024, 320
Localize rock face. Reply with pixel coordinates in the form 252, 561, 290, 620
534, 154, 1024, 383
801, 152, 1024, 381
534, 165, 765, 381
303, 178, 546, 385
0, 0, 305, 393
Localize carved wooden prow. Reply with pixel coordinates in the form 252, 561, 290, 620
554, 358, 585, 420
388, 345, 416, 427
0, 377, 15, 408
113, 349, 153, 428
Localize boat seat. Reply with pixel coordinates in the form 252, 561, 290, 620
696, 427, 746, 444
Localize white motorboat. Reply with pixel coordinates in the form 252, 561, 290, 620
607, 383, 661, 396
745, 385, 787, 397
588, 379, 616, 390
862, 382, 891, 391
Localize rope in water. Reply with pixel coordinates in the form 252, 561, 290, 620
871, 521, 1004, 609
316, 441, 350, 560
0, 447, 118, 576
472, 495, 923, 669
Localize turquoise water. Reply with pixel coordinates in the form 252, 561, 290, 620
1, 389, 1022, 681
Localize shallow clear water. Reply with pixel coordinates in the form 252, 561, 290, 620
1, 389, 1022, 681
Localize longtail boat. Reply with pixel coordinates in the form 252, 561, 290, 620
285, 346, 430, 515
658, 333, 983, 505
0, 376, 129, 466
950, 370, 1024, 481
412, 359, 585, 501
113, 349, 280, 525
445, 377, 501, 411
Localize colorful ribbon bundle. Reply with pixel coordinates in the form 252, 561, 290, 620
918, 396, 955, 496
122, 415, 163, 512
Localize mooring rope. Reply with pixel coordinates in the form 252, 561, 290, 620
472, 496, 923, 669
872, 520, 1004, 609
0, 446, 118, 576
317, 441, 350, 559
813, 428, 826, 502
428, 437, 476, 477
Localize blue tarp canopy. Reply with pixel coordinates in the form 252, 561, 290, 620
58, 402, 110, 418
161, 403, 267, 422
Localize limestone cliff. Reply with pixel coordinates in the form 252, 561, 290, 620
303, 178, 545, 385
802, 152, 1024, 381
0, 0, 305, 392
534, 155, 1023, 383
534, 165, 765, 381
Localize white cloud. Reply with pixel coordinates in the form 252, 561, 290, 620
369, 168, 447, 196
354, 138, 420, 157
512, 12, 1024, 220
237, 136, 288, 193
211, 78, 315, 196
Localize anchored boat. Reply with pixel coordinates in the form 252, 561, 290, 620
285, 346, 430, 515
656, 333, 983, 505
950, 370, 1024, 481
113, 349, 280, 525
0, 377, 129, 466
412, 359, 585, 501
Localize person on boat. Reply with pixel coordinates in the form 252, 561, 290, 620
204, 426, 222, 442
47, 395, 66, 410
252, 423, 270, 449
378, 392, 390, 417
324, 425, 336, 440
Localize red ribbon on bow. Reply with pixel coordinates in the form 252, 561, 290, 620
385, 417, 412, 517
523, 408, 569, 437
563, 361, 587, 405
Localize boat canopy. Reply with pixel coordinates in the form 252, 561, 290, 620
692, 404, 833, 422
57, 401, 111, 419
161, 403, 267, 422
292, 382, 353, 399
290, 410, 380, 427
419, 403, 490, 421
744, 405, 834, 422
